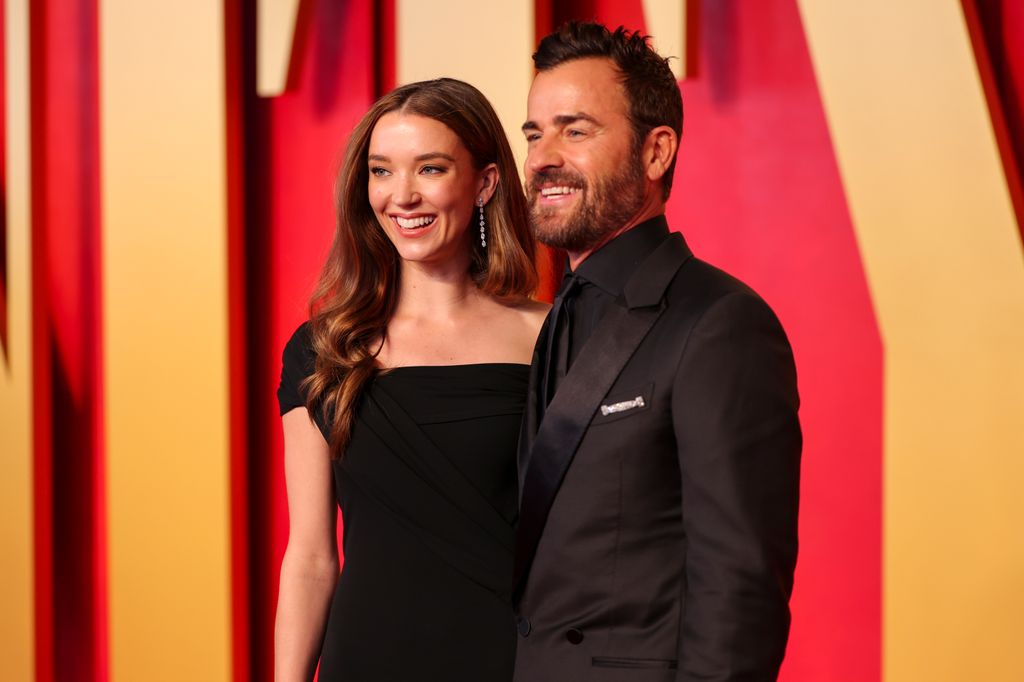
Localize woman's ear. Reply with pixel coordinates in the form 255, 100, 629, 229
477, 163, 499, 204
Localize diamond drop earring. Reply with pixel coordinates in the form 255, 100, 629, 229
477, 197, 487, 248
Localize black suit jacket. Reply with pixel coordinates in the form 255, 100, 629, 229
514, 230, 801, 682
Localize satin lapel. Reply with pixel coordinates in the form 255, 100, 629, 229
512, 302, 662, 593
513, 233, 691, 597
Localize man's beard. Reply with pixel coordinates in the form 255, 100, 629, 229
527, 157, 646, 253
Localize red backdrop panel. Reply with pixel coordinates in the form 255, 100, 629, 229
31, 1, 106, 681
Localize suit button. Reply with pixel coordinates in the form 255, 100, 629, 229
517, 617, 531, 637
565, 628, 584, 645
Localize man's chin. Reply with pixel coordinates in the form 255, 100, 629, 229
529, 213, 560, 239
530, 208, 601, 251
531, 219, 571, 247
533, 227, 594, 252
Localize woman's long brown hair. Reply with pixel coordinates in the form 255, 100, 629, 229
302, 78, 537, 459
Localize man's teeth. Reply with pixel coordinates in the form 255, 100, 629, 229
395, 216, 435, 229
540, 186, 579, 197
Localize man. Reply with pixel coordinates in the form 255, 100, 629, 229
514, 22, 802, 681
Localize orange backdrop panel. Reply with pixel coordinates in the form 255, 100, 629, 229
99, 2, 232, 680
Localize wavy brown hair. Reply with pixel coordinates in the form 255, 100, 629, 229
303, 78, 537, 458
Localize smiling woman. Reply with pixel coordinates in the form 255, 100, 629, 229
304, 78, 542, 455
272, 78, 549, 682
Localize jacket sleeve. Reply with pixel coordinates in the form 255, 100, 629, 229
671, 290, 802, 681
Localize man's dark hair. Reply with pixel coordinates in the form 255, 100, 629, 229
533, 21, 683, 200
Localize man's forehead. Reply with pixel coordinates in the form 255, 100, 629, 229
526, 58, 627, 120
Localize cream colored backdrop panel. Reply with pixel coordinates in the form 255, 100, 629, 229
641, 0, 687, 79
797, 1, 1024, 679
0, 1, 35, 680
396, 0, 534, 172
99, 2, 232, 680
257, 0, 302, 96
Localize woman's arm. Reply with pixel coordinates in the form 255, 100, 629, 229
275, 408, 339, 682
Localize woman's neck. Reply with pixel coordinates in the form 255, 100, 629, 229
393, 259, 481, 321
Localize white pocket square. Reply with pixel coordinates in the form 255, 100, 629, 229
600, 396, 645, 416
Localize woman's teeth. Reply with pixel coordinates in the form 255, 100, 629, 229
395, 215, 435, 229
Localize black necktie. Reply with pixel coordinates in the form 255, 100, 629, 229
543, 274, 581, 407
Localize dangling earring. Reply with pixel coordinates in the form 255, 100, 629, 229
477, 197, 487, 248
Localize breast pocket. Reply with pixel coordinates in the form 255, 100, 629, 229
591, 383, 654, 426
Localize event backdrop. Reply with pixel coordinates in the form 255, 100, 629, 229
2, 1, 1023, 681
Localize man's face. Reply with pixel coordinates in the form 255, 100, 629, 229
523, 57, 646, 253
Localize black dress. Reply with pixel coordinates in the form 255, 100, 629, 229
277, 323, 524, 681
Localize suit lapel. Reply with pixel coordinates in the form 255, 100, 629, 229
514, 232, 692, 597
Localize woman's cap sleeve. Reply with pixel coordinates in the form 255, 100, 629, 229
277, 322, 316, 416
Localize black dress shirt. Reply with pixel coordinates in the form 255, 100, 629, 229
544, 215, 670, 404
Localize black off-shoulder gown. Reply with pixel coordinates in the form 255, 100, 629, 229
278, 323, 524, 681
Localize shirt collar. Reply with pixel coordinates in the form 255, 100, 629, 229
568, 215, 671, 297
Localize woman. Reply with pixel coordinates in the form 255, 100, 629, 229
275, 78, 548, 681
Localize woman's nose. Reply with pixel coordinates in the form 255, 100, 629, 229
392, 174, 420, 206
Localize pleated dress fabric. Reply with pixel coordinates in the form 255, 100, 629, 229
278, 323, 524, 681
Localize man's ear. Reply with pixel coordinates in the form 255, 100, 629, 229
643, 126, 678, 184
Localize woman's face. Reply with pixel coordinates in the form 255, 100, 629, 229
367, 112, 494, 269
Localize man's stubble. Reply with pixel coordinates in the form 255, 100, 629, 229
527, 151, 646, 253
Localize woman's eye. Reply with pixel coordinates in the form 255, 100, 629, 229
369, 166, 390, 177
421, 165, 446, 175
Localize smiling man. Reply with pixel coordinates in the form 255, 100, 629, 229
513, 23, 802, 682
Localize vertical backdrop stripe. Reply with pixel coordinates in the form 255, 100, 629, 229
36, 0, 106, 678
0, 1, 36, 680
224, 0, 249, 679
99, 2, 232, 681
